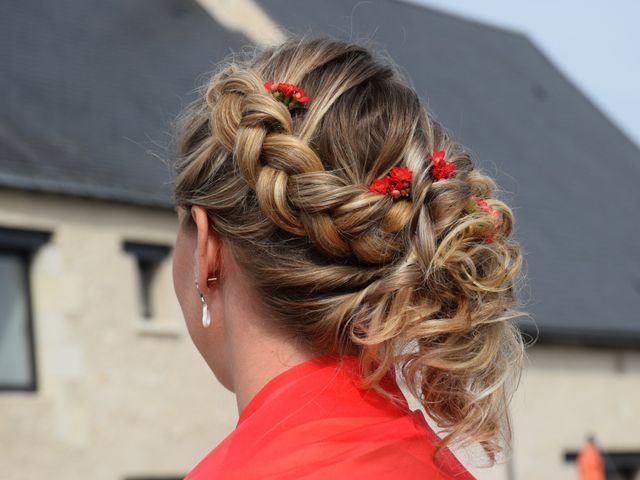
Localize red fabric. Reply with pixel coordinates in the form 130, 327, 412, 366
185, 354, 476, 479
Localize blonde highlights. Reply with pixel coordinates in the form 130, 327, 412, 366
172, 37, 528, 466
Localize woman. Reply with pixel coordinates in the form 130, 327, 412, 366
171, 37, 527, 479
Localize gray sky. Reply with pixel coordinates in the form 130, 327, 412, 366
408, 0, 640, 150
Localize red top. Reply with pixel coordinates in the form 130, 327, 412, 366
185, 354, 476, 479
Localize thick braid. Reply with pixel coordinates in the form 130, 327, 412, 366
206, 68, 412, 263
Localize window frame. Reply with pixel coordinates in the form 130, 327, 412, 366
122, 240, 172, 321
0, 226, 51, 392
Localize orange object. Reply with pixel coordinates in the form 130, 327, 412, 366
578, 439, 606, 480
184, 354, 476, 479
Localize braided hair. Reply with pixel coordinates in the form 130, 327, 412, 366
172, 37, 528, 466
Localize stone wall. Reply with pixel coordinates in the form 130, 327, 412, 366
2, 186, 638, 480
0, 187, 237, 480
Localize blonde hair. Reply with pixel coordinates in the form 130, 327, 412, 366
172, 37, 528, 467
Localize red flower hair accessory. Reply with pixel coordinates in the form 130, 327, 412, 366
264, 82, 311, 110
465, 195, 504, 243
368, 166, 413, 199
429, 150, 457, 181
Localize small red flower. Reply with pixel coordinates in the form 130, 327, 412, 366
428, 150, 457, 181
369, 166, 413, 199
390, 166, 413, 183
467, 195, 503, 243
264, 81, 311, 110
369, 175, 391, 194
430, 151, 446, 162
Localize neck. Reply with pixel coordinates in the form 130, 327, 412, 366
207, 260, 320, 416
230, 330, 319, 415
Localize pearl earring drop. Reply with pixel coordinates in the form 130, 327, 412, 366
195, 277, 217, 328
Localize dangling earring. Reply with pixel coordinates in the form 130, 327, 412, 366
195, 276, 217, 328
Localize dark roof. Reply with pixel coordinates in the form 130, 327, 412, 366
1, 0, 248, 208
2, 0, 639, 345
257, 0, 640, 347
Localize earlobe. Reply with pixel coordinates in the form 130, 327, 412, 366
191, 206, 220, 294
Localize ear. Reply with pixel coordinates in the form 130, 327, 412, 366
191, 205, 221, 294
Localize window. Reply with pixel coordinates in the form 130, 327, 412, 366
566, 449, 640, 480
0, 226, 51, 391
122, 241, 171, 320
